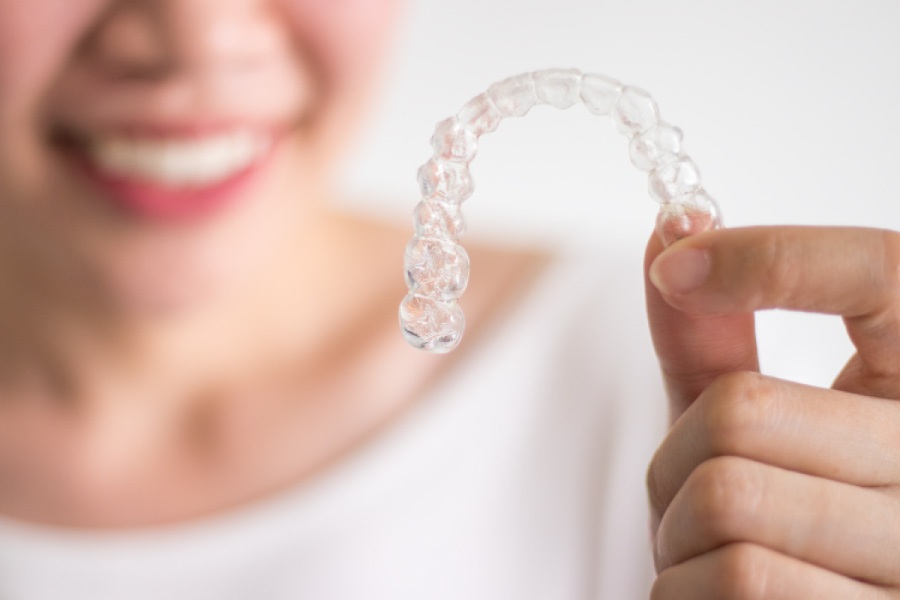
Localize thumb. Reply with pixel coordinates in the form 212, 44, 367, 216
644, 231, 759, 423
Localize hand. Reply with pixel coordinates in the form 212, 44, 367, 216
644, 226, 900, 598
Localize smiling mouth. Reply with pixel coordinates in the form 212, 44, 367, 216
86, 129, 272, 187
52, 126, 280, 221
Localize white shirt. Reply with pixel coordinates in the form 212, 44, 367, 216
0, 246, 665, 599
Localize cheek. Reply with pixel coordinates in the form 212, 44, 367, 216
277, 0, 403, 160
279, 0, 402, 91
0, 1, 107, 200
0, 1, 106, 112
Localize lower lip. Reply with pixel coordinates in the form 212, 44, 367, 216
65, 141, 277, 222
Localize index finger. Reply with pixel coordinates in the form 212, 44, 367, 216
650, 226, 900, 396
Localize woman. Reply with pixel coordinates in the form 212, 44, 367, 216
0, 0, 659, 596
0, 0, 899, 598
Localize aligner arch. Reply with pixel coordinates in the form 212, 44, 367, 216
401, 69, 722, 353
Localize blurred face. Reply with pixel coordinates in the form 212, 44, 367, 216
0, 0, 401, 314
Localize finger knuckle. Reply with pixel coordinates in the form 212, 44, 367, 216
650, 571, 674, 600
649, 570, 674, 600
646, 449, 670, 518
716, 543, 772, 600
879, 229, 900, 298
755, 229, 801, 308
650, 543, 772, 600
700, 372, 780, 456
686, 456, 763, 542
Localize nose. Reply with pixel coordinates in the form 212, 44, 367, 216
84, 0, 291, 80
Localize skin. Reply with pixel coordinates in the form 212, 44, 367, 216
0, 0, 543, 527
645, 226, 900, 598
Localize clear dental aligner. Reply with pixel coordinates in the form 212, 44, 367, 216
401, 68, 723, 353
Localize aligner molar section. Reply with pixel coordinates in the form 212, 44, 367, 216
414, 200, 466, 240
488, 73, 538, 118
533, 68, 583, 109
404, 236, 470, 300
399, 294, 465, 353
580, 74, 622, 115
612, 86, 660, 138
432, 118, 478, 163
417, 158, 474, 202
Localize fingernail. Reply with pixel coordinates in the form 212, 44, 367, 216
650, 248, 710, 295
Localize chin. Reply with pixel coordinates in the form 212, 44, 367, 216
97, 208, 285, 319
105, 252, 232, 317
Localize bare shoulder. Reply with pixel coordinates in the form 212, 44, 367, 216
450, 239, 554, 344
465, 240, 552, 300
332, 208, 555, 340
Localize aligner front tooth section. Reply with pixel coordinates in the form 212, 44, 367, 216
417, 158, 474, 201
534, 68, 583, 109
648, 157, 701, 203
414, 199, 467, 240
399, 294, 465, 353
404, 236, 470, 300
580, 74, 622, 115
612, 86, 660, 138
629, 123, 684, 172
656, 189, 723, 246
488, 73, 538, 118
403, 70, 725, 351
457, 93, 503, 137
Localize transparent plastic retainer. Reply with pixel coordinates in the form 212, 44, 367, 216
400, 69, 723, 353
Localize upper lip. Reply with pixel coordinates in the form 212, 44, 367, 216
51, 120, 285, 145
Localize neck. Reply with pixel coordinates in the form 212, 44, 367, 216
0, 201, 405, 409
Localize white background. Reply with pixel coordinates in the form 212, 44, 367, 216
340, 0, 900, 387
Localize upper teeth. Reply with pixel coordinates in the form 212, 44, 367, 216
87, 130, 272, 187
